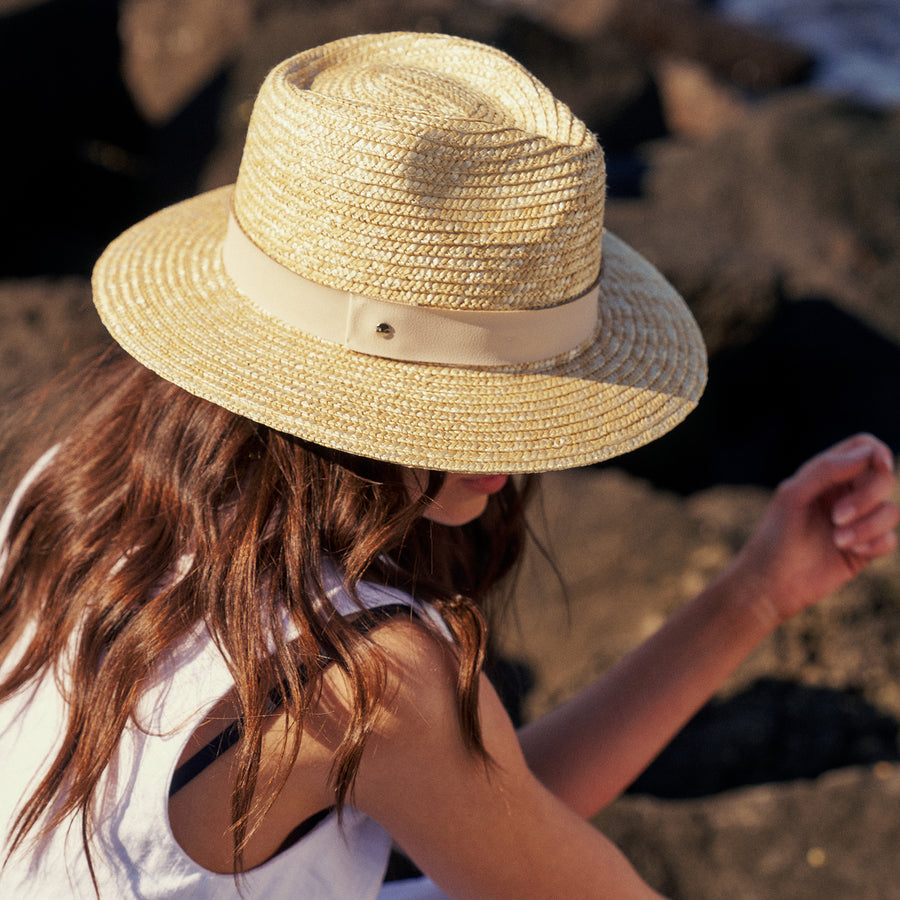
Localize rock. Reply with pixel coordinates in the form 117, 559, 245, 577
0, 279, 108, 403
595, 764, 900, 899
609, 0, 815, 91
499, 468, 765, 718
653, 56, 749, 138
626, 92, 900, 343
119, 0, 256, 124
498, 0, 815, 90
0, 278, 111, 485
490, 0, 624, 37
0, 0, 151, 277
733, 552, 900, 723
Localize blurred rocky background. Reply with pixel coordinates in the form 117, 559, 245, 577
1, 0, 899, 895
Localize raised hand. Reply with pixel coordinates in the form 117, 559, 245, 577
730, 433, 898, 625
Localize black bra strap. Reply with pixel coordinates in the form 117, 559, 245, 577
169, 602, 420, 798
273, 806, 336, 851
169, 720, 242, 796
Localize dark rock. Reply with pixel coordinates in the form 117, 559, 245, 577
609, 0, 815, 91
503, 0, 815, 90
616, 297, 900, 491
630, 679, 900, 798
0, 0, 151, 276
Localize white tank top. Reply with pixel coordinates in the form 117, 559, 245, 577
0, 454, 450, 899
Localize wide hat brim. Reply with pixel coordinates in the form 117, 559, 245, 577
93, 185, 706, 474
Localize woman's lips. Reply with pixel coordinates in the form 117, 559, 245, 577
459, 474, 509, 495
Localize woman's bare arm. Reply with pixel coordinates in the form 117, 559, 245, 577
517, 433, 898, 816
318, 621, 667, 899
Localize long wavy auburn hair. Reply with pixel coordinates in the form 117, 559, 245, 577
0, 347, 535, 882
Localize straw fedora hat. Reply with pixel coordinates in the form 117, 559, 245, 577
93, 32, 706, 474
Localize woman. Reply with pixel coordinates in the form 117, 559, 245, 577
0, 32, 896, 899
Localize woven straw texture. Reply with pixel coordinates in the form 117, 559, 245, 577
234, 32, 603, 310
92, 33, 707, 473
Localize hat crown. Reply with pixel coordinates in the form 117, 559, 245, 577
232, 32, 606, 312
308, 60, 510, 126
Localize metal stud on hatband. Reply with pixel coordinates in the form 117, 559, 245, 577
375, 323, 395, 339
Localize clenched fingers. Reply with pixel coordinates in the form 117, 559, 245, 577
784, 434, 893, 509
833, 500, 900, 558
831, 439, 894, 521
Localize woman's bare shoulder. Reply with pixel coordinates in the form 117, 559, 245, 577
324, 619, 664, 899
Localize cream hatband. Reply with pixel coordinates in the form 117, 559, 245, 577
222, 214, 600, 366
